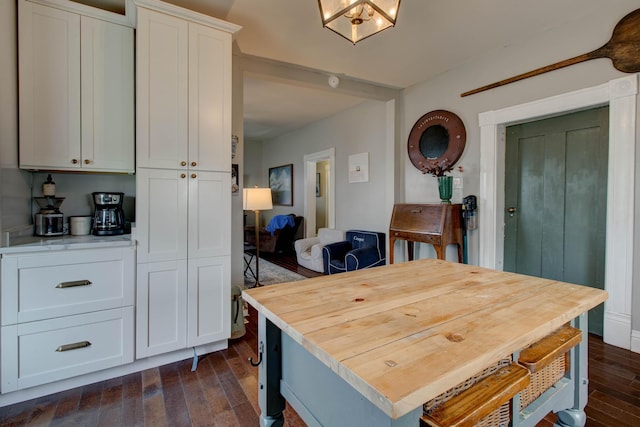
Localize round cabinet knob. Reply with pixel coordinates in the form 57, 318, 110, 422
191, 161, 197, 167
191, 173, 197, 179
181, 161, 187, 167
71, 159, 78, 164
84, 159, 91, 164
180, 173, 186, 179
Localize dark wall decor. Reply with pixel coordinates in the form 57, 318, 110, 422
407, 110, 466, 176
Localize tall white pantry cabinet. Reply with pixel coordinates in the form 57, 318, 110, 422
134, 2, 239, 358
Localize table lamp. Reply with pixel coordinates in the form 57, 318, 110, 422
243, 187, 273, 287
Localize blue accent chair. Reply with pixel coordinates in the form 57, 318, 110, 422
322, 230, 386, 274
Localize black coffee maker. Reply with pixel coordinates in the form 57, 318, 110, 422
92, 192, 125, 236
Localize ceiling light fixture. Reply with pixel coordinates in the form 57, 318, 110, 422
318, 0, 401, 44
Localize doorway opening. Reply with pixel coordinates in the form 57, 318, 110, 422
303, 148, 335, 238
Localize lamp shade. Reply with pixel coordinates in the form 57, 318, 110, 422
243, 188, 273, 211
318, 0, 400, 44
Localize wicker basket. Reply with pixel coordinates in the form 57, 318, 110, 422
477, 403, 511, 427
423, 358, 512, 427
519, 352, 567, 409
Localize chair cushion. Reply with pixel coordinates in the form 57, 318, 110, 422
318, 228, 345, 245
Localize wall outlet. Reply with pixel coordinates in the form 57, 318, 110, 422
453, 177, 463, 189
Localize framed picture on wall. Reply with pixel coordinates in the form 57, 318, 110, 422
316, 173, 321, 197
269, 164, 293, 206
231, 164, 239, 195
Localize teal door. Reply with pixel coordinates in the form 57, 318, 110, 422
504, 107, 609, 335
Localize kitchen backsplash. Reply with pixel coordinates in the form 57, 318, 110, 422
31, 172, 136, 221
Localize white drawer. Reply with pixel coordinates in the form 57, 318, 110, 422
1, 247, 135, 325
1, 307, 134, 392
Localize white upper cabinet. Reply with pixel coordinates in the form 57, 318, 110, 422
136, 7, 232, 171
188, 23, 232, 172
135, 8, 188, 170
18, 0, 134, 173
18, 1, 81, 169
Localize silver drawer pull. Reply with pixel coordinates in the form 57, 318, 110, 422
56, 280, 92, 289
55, 341, 92, 352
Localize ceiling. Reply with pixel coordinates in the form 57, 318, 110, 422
78, 0, 624, 140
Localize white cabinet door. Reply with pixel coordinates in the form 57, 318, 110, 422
187, 256, 230, 347
136, 7, 189, 170
80, 16, 134, 172
188, 171, 231, 259
136, 261, 187, 359
188, 22, 231, 172
137, 169, 230, 262
136, 168, 189, 263
18, 0, 81, 170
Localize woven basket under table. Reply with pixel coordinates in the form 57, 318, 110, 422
519, 351, 568, 409
423, 358, 512, 427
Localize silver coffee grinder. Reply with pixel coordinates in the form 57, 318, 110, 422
34, 196, 65, 236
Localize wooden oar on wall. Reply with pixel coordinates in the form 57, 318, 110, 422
461, 8, 640, 97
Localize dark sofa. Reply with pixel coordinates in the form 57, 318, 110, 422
245, 214, 303, 253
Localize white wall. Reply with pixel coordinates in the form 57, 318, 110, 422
245, 100, 390, 234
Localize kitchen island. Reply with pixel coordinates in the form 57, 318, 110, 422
243, 258, 608, 427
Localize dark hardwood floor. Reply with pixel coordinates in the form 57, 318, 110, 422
1, 253, 639, 426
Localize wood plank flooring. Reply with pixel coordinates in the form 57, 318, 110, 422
1, 253, 639, 426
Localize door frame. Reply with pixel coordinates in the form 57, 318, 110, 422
303, 148, 335, 238
478, 74, 637, 350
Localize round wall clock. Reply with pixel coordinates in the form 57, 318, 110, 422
407, 110, 466, 175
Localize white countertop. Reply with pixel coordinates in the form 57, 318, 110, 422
0, 233, 135, 254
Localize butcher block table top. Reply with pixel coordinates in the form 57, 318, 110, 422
243, 258, 608, 420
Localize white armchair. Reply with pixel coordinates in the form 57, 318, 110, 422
294, 228, 345, 273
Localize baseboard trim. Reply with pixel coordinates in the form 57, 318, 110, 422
604, 311, 631, 350
631, 330, 640, 354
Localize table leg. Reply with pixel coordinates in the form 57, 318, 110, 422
554, 312, 588, 427
257, 313, 285, 427
554, 409, 587, 426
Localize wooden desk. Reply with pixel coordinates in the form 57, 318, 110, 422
389, 204, 464, 263
243, 259, 607, 427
